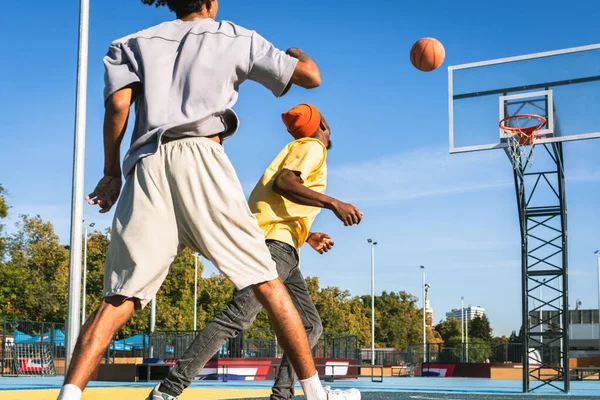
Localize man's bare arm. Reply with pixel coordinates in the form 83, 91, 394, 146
280, 48, 321, 96
273, 169, 362, 226
103, 86, 135, 177
86, 85, 137, 213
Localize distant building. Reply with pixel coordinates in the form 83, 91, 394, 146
425, 299, 434, 327
445, 305, 485, 322
530, 308, 600, 352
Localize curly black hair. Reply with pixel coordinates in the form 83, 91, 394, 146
141, 0, 212, 16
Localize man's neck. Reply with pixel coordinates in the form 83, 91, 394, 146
178, 11, 208, 21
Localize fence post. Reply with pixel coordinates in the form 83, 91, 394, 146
1, 319, 5, 377
50, 327, 55, 365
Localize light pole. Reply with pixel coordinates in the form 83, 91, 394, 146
421, 265, 426, 363
461, 296, 464, 362
194, 253, 199, 332
150, 295, 157, 358
65, 0, 90, 370
596, 251, 600, 352
367, 239, 377, 365
465, 300, 469, 363
81, 222, 95, 325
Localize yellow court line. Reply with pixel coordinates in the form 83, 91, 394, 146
1, 387, 282, 400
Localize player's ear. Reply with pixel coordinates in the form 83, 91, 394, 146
320, 117, 328, 131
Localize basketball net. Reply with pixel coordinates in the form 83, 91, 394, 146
499, 114, 547, 170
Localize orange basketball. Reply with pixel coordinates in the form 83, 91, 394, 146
410, 38, 445, 72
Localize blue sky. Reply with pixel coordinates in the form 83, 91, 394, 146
1, 0, 599, 336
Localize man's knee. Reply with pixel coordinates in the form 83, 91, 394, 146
87, 296, 136, 332
252, 278, 287, 305
103, 295, 137, 308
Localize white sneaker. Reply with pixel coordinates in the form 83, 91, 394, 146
324, 386, 361, 400
145, 384, 178, 400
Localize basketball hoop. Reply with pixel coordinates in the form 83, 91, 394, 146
499, 114, 546, 169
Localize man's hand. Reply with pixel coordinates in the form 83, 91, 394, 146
86, 175, 122, 214
329, 200, 363, 226
307, 232, 334, 254
286, 48, 303, 58
285, 47, 320, 89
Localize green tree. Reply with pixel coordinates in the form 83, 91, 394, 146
491, 335, 510, 344
118, 249, 206, 337
0, 185, 7, 219
435, 318, 462, 342
0, 215, 69, 321
0, 184, 9, 258
509, 326, 524, 343
469, 314, 493, 340
81, 230, 111, 320
363, 291, 423, 351
306, 277, 370, 347
0, 185, 8, 268
548, 319, 561, 333
444, 335, 492, 363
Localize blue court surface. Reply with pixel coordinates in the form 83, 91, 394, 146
1, 377, 600, 399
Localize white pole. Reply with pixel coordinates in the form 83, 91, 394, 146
82, 225, 88, 326
540, 279, 545, 346
194, 255, 198, 332
466, 304, 469, 363
596, 251, 600, 352
461, 297, 464, 362
65, 0, 90, 371
370, 242, 375, 366
150, 296, 156, 332
421, 266, 426, 363
558, 277, 563, 368
150, 296, 156, 358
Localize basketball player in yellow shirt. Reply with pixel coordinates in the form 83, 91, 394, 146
151, 104, 363, 400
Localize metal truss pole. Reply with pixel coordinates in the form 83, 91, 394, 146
510, 143, 569, 393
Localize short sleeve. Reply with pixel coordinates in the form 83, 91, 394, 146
103, 42, 141, 102
281, 141, 326, 181
248, 31, 298, 98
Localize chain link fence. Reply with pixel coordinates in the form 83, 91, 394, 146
1, 319, 65, 376
148, 330, 359, 362
406, 342, 529, 365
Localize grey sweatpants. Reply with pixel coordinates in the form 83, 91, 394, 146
161, 240, 323, 400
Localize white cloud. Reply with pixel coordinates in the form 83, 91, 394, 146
327, 147, 512, 204
327, 146, 600, 204
567, 168, 600, 182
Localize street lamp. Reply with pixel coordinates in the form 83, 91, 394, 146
65, 0, 91, 371
461, 296, 464, 362
81, 221, 95, 325
421, 265, 426, 363
595, 250, 600, 352
367, 239, 377, 365
466, 301, 469, 363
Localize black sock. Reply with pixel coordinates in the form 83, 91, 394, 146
158, 383, 180, 397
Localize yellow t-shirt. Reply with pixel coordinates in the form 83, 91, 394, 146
248, 138, 327, 249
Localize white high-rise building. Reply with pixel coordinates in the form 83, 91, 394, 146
425, 299, 433, 326
446, 305, 485, 321
424, 284, 433, 326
